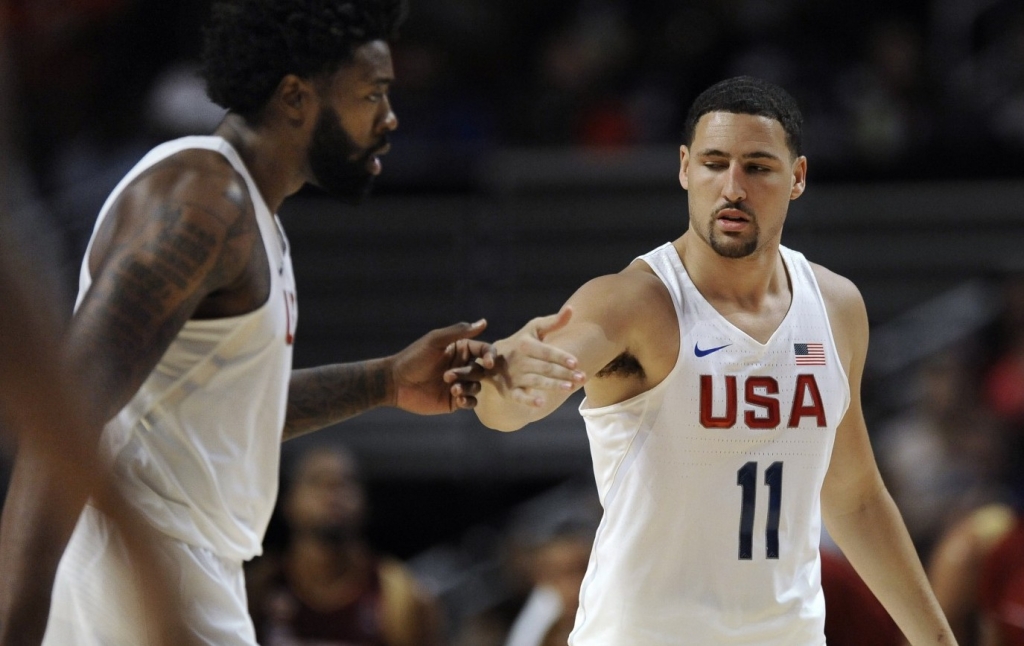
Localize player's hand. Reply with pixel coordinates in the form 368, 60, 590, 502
390, 319, 494, 414
446, 306, 585, 408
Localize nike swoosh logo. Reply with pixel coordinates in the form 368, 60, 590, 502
694, 343, 731, 357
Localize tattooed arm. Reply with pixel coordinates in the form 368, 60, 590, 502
283, 321, 494, 441
0, 151, 260, 646
72, 153, 264, 423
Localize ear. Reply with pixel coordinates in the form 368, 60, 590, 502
789, 155, 807, 200
272, 74, 320, 128
679, 145, 690, 190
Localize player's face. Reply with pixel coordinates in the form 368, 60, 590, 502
307, 40, 398, 203
679, 112, 806, 259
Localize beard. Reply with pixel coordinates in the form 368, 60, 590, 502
307, 106, 387, 204
705, 202, 760, 259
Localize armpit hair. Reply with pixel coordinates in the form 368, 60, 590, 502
596, 352, 646, 379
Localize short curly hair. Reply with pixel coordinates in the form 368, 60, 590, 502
682, 76, 804, 157
201, 0, 406, 120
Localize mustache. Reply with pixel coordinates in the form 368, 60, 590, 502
713, 201, 756, 218
353, 135, 390, 162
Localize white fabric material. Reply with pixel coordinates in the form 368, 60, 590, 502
45, 136, 295, 644
570, 243, 850, 646
44, 506, 258, 646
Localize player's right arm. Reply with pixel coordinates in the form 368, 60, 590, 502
0, 154, 259, 646
70, 158, 260, 424
470, 269, 665, 432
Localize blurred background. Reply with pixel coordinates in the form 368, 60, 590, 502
2, 0, 1024, 643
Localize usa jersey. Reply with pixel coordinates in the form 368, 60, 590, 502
73, 136, 297, 562
570, 242, 850, 645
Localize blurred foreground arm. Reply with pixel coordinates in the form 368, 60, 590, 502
0, 241, 196, 646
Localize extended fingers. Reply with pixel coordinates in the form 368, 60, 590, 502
514, 336, 582, 376
505, 366, 581, 393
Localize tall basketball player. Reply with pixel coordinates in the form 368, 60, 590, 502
458, 77, 956, 644
0, 1, 576, 644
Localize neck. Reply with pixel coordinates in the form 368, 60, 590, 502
213, 113, 306, 213
676, 230, 786, 309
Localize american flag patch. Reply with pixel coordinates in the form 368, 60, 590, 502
794, 343, 826, 366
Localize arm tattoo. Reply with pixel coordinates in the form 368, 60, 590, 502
283, 360, 393, 441
71, 197, 249, 419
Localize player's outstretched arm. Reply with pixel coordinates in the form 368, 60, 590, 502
284, 318, 580, 440
817, 269, 957, 646
468, 275, 642, 432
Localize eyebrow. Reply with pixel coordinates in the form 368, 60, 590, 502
697, 149, 782, 162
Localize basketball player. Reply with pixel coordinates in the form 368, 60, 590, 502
0, 1, 576, 644
458, 77, 957, 644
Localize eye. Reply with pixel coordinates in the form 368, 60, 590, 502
367, 92, 384, 103
703, 162, 727, 170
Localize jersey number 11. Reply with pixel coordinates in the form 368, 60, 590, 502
736, 461, 783, 560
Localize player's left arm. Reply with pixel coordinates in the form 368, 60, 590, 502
816, 266, 957, 646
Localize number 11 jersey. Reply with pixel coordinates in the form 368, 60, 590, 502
571, 242, 850, 645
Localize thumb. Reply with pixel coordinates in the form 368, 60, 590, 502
535, 306, 573, 340
430, 318, 488, 345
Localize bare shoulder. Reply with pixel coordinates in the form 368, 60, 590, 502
90, 148, 258, 278
810, 263, 866, 323
566, 259, 677, 392
810, 262, 869, 371
134, 148, 253, 220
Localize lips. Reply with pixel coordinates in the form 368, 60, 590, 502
365, 143, 390, 176
716, 207, 750, 222
715, 206, 752, 232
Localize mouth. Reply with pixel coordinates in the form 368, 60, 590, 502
365, 143, 391, 176
714, 206, 752, 232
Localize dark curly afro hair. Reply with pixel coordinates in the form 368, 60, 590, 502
201, 0, 406, 121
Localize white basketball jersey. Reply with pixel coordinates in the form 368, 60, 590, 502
570, 242, 850, 645
74, 136, 297, 562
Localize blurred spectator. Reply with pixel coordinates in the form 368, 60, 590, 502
834, 18, 935, 170
983, 274, 1024, 427
978, 509, 1024, 646
876, 349, 1008, 557
504, 521, 594, 646
926, 502, 1017, 646
982, 273, 1024, 499
450, 486, 600, 646
246, 446, 444, 646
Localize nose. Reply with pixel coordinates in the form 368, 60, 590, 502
378, 96, 398, 133
722, 162, 746, 203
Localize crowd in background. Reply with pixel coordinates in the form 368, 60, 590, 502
3, 0, 1024, 197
